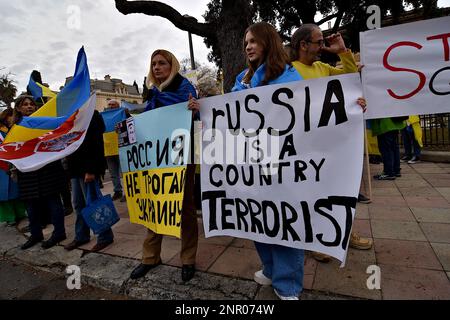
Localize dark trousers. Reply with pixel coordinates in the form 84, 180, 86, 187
401, 126, 421, 158
26, 194, 66, 240
377, 130, 401, 176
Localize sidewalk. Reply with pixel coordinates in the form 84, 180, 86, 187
2, 160, 450, 300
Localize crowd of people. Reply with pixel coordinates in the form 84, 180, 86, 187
0, 21, 424, 300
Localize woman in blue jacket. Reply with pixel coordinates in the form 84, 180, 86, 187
232, 21, 305, 300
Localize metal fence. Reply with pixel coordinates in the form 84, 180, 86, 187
420, 113, 450, 149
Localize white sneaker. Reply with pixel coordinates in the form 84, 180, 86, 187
274, 289, 299, 300
254, 270, 272, 285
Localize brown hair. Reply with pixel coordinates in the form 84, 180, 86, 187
13, 95, 36, 124
242, 22, 290, 85
291, 24, 320, 61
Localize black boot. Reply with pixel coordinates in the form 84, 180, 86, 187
130, 262, 161, 279
181, 264, 195, 282
21, 236, 43, 250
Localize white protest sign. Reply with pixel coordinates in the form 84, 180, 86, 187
199, 73, 364, 263
360, 16, 450, 119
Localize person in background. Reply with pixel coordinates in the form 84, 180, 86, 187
0, 107, 27, 226
104, 99, 125, 202
13, 95, 67, 250
130, 49, 199, 282
371, 117, 406, 180
401, 115, 423, 164
290, 23, 373, 261
64, 110, 114, 252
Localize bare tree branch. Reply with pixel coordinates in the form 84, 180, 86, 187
315, 12, 339, 26
114, 0, 215, 38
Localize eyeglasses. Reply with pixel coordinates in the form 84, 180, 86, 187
307, 40, 325, 47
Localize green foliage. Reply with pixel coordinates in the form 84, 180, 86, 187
0, 70, 17, 107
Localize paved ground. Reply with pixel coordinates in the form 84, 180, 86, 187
0, 257, 128, 300
2, 160, 450, 300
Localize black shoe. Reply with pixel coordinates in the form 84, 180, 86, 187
408, 156, 420, 164
400, 155, 411, 162
19, 225, 30, 233
91, 240, 114, 252
130, 262, 161, 280
64, 239, 90, 251
112, 192, 123, 201
42, 235, 67, 249
64, 207, 73, 216
373, 173, 396, 180
21, 236, 43, 250
395, 172, 402, 177
181, 264, 196, 282
357, 193, 372, 204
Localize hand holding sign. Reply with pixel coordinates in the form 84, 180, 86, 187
188, 93, 200, 114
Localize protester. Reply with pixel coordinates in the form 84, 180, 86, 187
64, 110, 114, 252
130, 49, 199, 282
290, 24, 372, 262
401, 115, 423, 164
228, 21, 305, 300
104, 99, 125, 202
371, 117, 406, 179
13, 95, 67, 250
0, 107, 26, 226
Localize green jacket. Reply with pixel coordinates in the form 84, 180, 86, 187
370, 117, 406, 136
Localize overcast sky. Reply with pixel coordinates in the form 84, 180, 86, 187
1, 0, 449, 94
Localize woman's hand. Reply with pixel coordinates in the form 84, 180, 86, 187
188, 93, 200, 114
357, 97, 367, 113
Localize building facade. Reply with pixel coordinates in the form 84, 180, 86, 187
64, 75, 143, 111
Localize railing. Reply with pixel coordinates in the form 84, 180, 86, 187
420, 113, 450, 150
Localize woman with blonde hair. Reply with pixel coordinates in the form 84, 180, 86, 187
130, 49, 200, 282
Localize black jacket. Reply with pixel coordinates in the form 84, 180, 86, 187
67, 110, 106, 178
17, 161, 66, 200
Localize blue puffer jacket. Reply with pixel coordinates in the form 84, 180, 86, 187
232, 64, 302, 92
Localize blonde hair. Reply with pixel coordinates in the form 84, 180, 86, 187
146, 49, 181, 91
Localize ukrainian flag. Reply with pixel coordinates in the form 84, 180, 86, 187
4, 47, 90, 144
101, 108, 126, 156
28, 76, 57, 101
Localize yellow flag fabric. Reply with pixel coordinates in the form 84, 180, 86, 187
103, 131, 119, 157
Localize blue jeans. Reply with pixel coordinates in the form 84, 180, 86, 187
401, 126, 421, 158
26, 195, 65, 240
377, 130, 400, 176
254, 242, 304, 297
71, 178, 114, 244
106, 156, 123, 193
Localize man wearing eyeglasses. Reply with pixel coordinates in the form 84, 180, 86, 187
290, 24, 358, 79
290, 24, 373, 262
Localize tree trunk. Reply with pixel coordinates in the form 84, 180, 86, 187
217, 0, 252, 92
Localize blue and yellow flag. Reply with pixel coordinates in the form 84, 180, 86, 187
28, 77, 57, 101
101, 108, 126, 156
4, 47, 90, 144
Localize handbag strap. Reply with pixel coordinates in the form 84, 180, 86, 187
85, 181, 103, 204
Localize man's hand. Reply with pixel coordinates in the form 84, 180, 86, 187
84, 173, 96, 183
322, 32, 347, 55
